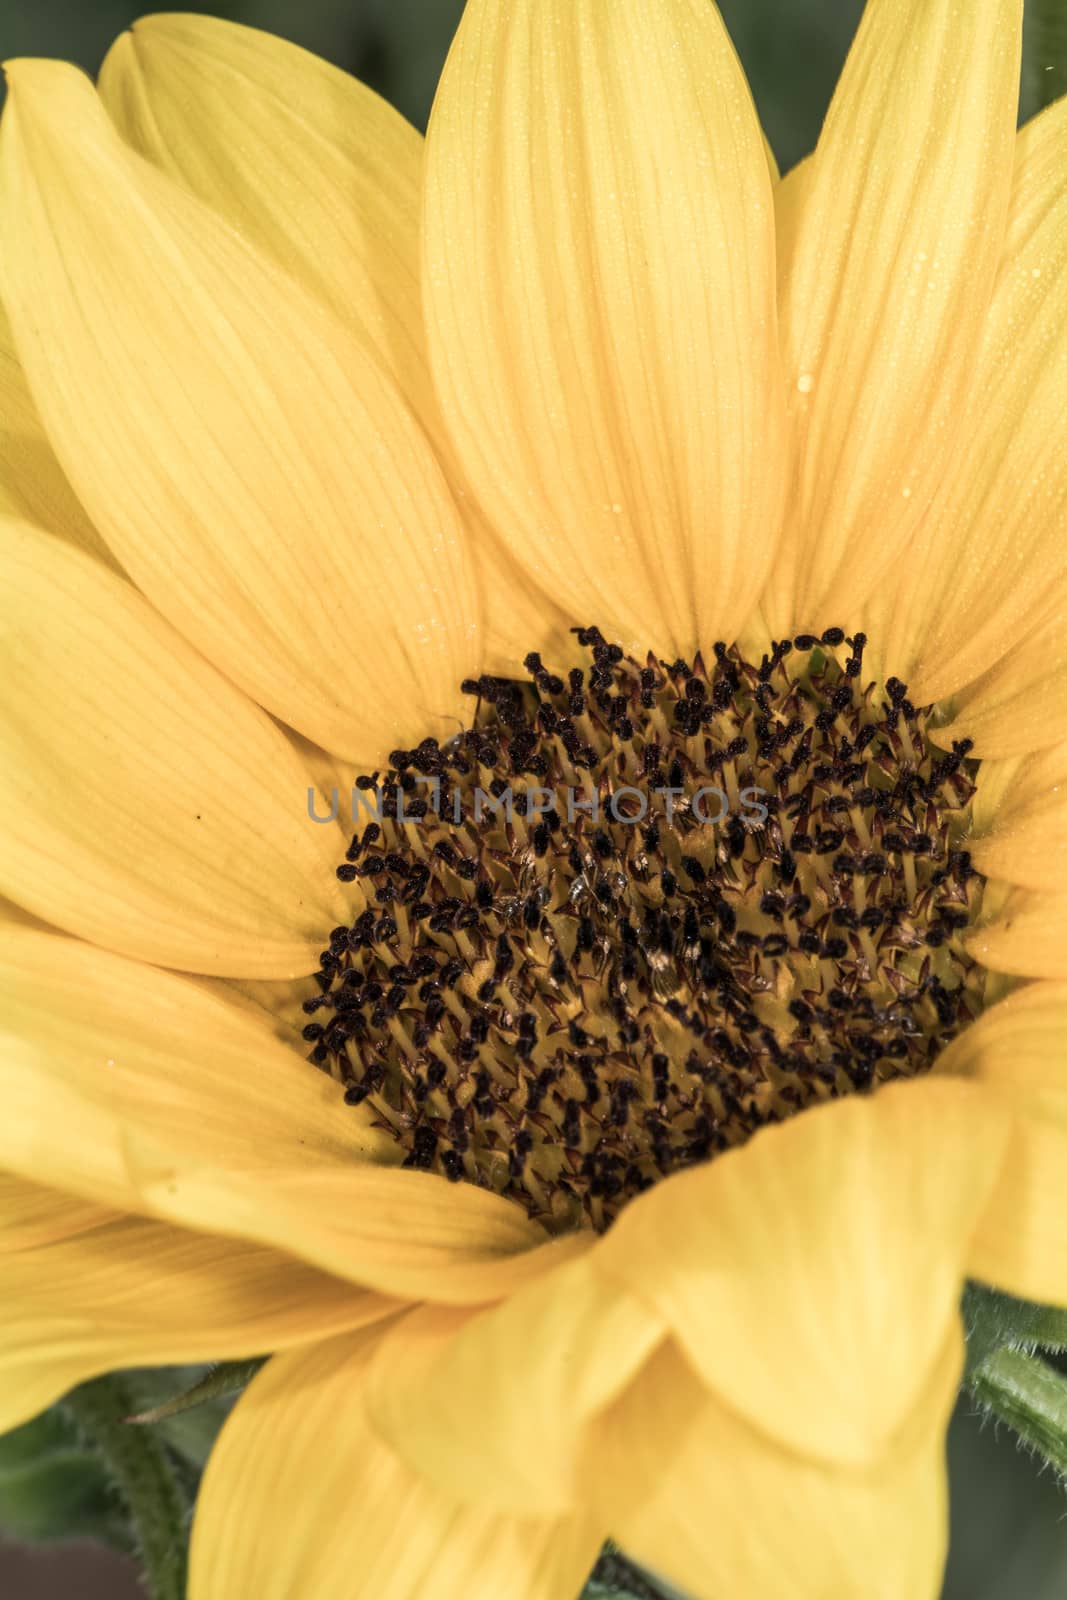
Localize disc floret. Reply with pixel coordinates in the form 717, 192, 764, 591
305, 630, 984, 1232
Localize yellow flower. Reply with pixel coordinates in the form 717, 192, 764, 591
1, 1, 1065, 1596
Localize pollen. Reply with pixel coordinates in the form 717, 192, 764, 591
305, 630, 986, 1233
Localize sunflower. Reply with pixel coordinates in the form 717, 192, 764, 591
1, 0, 1066, 1595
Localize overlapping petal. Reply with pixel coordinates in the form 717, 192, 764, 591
593, 1078, 1006, 1466
775, 0, 1023, 629
96, 13, 567, 674
365, 1251, 662, 1515
0, 1172, 114, 1253
936, 983, 1067, 1305
940, 615, 1067, 757
189, 1331, 604, 1600
423, 0, 787, 659
970, 739, 1067, 892
0, 520, 349, 976
0, 59, 477, 763
970, 752, 1026, 836
890, 97, 1067, 704
0, 305, 111, 564
201, 973, 318, 1051
0, 929, 385, 1208
968, 889, 1067, 979
0, 1202, 395, 1434
99, 14, 425, 424
588, 1334, 960, 1600
144, 1167, 585, 1305
0, 930, 570, 1299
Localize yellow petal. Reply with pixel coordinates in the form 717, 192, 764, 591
189, 1331, 604, 1600
975, 1120, 1067, 1306
0, 932, 572, 1297
885, 96, 1067, 701
593, 1078, 1006, 1467
941, 616, 1067, 757
757, 155, 812, 627
968, 889, 1067, 978
0, 1172, 113, 1252
146, 1167, 588, 1305
772, 154, 810, 277
0, 302, 112, 565
0, 896, 52, 933
423, 0, 787, 658
0, 59, 477, 763
970, 739, 1067, 891
936, 982, 1067, 1305
365, 1251, 662, 1516
778, 0, 1023, 627
588, 1332, 959, 1600
970, 752, 1027, 836
0, 1211, 394, 1434
476, 544, 576, 680
0, 520, 349, 976
200, 973, 320, 1053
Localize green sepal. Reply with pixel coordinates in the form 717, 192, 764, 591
963, 1282, 1043, 1375
1020, 1303, 1067, 1355
967, 1347, 1067, 1481
962, 1282, 1067, 1484
964, 1282, 1067, 1373
124, 1363, 265, 1440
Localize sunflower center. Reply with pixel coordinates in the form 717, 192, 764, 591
303, 629, 986, 1233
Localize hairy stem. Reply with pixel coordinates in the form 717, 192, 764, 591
62, 1375, 190, 1600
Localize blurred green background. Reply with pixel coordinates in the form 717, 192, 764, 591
0, 0, 1065, 1596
